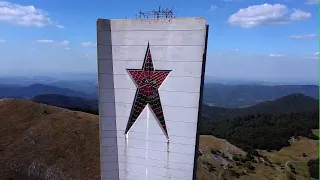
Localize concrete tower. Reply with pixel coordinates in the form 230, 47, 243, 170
97, 17, 208, 180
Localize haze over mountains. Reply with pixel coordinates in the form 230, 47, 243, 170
203, 83, 318, 108
32, 94, 98, 115
201, 93, 319, 121
0, 75, 318, 108
0, 84, 90, 100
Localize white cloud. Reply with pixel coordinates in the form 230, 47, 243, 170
80, 53, 89, 59
269, 53, 283, 57
36, 39, 69, 46
221, 0, 234, 1
305, 56, 318, 59
305, 0, 318, 5
81, 42, 96, 47
210, 5, 218, 11
0, 1, 63, 28
234, 49, 240, 52
53, 40, 69, 46
290, 9, 311, 21
64, 47, 70, 50
315, 52, 319, 56
227, 4, 311, 28
36, 39, 54, 43
0, 39, 6, 43
56, 25, 65, 29
289, 34, 317, 39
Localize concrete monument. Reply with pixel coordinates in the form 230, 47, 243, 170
97, 17, 208, 180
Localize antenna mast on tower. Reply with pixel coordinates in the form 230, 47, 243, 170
136, 6, 176, 19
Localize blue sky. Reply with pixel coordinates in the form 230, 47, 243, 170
0, 0, 318, 83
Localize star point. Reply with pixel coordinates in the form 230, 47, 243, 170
125, 44, 171, 138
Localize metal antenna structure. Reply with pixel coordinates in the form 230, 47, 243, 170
136, 6, 176, 19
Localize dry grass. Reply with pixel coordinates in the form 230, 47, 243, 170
199, 135, 246, 156
197, 135, 245, 180
198, 134, 318, 180
260, 136, 318, 165
0, 99, 100, 180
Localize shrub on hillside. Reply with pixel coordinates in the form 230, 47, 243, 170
307, 158, 319, 179
233, 156, 240, 161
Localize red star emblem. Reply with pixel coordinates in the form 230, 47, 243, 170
125, 43, 171, 138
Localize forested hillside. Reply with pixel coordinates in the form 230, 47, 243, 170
203, 83, 318, 108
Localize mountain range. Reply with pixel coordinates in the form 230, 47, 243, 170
32, 94, 98, 115
0, 84, 90, 100
201, 93, 318, 121
0, 81, 318, 109
203, 83, 318, 108
31, 92, 318, 123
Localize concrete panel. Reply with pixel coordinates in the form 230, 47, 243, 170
98, 46, 204, 61
109, 106, 199, 123
116, 146, 194, 164
101, 92, 200, 108
100, 155, 119, 162
117, 156, 194, 171
98, 25, 119, 180
147, 166, 194, 179
98, 74, 114, 89
97, 17, 206, 31
98, 30, 205, 46
100, 146, 118, 156
119, 162, 146, 174
98, 60, 113, 74
115, 102, 148, 120
116, 131, 196, 145
101, 170, 119, 179
99, 102, 117, 117
101, 162, 119, 171
162, 106, 199, 123
104, 75, 201, 92
99, 89, 115, 103
147, 158, 194, 172
147, 150, 195, 164
110, 61, 203, 77
166, 121, 198, 138
158, 91, 200, 108
100, 137, 118, 147
100, 130, 117, 138
99, 117, 117, 131
101, 116, 198, 138
119, 170, 147, 180
117, 146, 146, 159
107, 73, 201, 92
115, 137, 194, 155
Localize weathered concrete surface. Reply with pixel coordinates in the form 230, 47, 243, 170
97, 17, 207, 180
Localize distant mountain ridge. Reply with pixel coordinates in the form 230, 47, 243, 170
202, 93, 318, 122
32, 94, 98, 115
30, 92, 318, 126
0, 84, 89, 99
203, 83, 318, 108
0, 81, 318, 108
